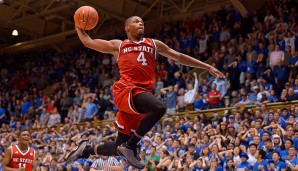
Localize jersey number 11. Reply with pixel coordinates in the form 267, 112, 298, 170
19, 163, 26, 168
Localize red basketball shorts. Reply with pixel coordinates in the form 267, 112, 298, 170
112, 81, 148, 136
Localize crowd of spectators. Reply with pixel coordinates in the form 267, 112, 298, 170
0, 0, 298, 170
155, 0, 298, 113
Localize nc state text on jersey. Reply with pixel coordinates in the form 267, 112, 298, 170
123, 46, 154, 54
12, 158, 33, 163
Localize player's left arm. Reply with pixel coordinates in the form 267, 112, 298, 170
154, 39, 225, 78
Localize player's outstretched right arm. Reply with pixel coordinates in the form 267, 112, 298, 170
75, 27, 122, 57
2, 147, 24, 171
154, 39, 225, 78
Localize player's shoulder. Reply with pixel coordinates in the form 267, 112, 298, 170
4, 145, 13, 156
29, 146, 35, 151
150, 39, 166, 48
6, 145, 13, 150
109, 39, 122, 47
7, 144, 15, 151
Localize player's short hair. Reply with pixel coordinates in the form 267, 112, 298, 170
19, 130, 29, 136
125, 16, 140, 26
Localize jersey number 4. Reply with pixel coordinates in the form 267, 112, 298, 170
137, 52, 147, 66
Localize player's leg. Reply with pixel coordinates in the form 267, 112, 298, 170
129, 92, 166, 144
66, 132, 130, 163
117, 92, 166, 167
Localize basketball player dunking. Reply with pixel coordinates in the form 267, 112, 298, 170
2, 130, 37, 171
67, 16, 224, 169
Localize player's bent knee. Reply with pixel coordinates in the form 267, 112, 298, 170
153, 102, 166, 116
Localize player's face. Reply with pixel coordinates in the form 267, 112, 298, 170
126, 16, 144, 37
19, 131, 30, 146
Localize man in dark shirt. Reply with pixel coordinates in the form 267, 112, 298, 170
94, 93, 107, 120
273, 60, 290, 96
286, 87, 298, 101
187, 144, 200, 160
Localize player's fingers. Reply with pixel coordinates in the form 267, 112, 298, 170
218, 71, 225, 78
214, 71, 222, 78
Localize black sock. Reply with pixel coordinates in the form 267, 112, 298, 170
127, 135, 141, 147
82, 146, 95, 158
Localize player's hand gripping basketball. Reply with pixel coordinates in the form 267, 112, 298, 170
208, 66, 225, 78
74, 6, 99, 30
75, 26, 83, 32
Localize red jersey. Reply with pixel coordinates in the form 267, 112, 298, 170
117, 38, 156, 91
8, 145, 35, 171
207, 90, 221, 105
156, 70, 166, 80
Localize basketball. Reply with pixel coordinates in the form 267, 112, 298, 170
74, 6, 99, 30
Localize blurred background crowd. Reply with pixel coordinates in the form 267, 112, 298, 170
0, 0, 298, 170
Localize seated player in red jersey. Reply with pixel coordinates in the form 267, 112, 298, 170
2, 130, 37, 171
67, 16, 224, 169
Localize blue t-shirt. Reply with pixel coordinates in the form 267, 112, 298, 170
280, 150, 288, 161
21, 125, 32, 130
237, 60, 247, 72
271, 161, 286, 171
273, 66, 290, 82
9, 121, 16, 128
253, 159, 268, 171
294, 138, 298, 150
263, 83, 273, 91
36, 97, 43, 108
266, 148, 282, 160
213, 166, 223, 171
193, 166, 206, 171
288, 56, 298, 65
123, 165, 129, 171
268, 96, 278, 102
194, 98, 205, 110
249, 92, 257, 102
180, 123, 190, 133
85, 103, 98, 119
21, 101, 32, 115
0, 108, 6, 122
278, 118, 286, 130
237, 161, 252, 170
257, 48, 268, 55
277, 39, 285, 51
166, 91, 177, 108
287, 157, 298, 167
